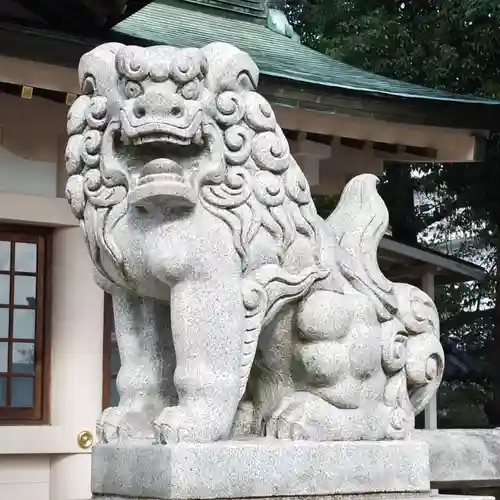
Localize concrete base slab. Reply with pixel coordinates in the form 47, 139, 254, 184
92, 438, 429, 500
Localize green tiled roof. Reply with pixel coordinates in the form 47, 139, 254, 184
183, 0, 267, 19
113, 0, 500, 106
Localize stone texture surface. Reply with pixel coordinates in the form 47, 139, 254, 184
92, 440, 430, 499
66, 41, 445, 446
92, 494, 494, 500
412, 429, 500, 487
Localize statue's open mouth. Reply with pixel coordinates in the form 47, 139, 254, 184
130, 128, 203, 148
124, 126, 205, 210
115, 112, 225, 211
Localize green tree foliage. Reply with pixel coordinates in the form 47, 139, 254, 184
287, 0, 500, 426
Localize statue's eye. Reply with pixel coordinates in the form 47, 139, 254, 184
123, 80, 143, 99
179, 80, 199, 100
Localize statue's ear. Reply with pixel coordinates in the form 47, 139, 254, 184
77, 42, 126, 117
201, 42, 259, 93
78, 42, 125, 95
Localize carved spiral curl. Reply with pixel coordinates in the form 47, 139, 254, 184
284, 164, 312, 205
244, 92, 276, 132
86, 97, 109, 130
67, 95, 91, 135
253, 171, 285, 207
241, 278, 268, 320
405, 334, 444, 415
82, 168, 128, 209
81, 130, 103, 167
381, 320, 408, 373
380, 285, 444, 416
83, 168, 102, 193
65, 174, 86, 218
396, 284, 439, 335
115, 46, 149, 81
65, 135, 84, 175
224, 124, 253, 165
252, 131, 290, 173
171, 48, 204, 84
213, 91, 245, 127
406, 335, 443, 387
201, 167, 252, 209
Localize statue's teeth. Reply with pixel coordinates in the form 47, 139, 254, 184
193, 128, 203, 146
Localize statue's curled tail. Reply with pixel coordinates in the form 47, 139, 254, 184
328, 174, 444, 422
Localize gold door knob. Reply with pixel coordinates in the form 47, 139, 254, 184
77, 430, 94, 450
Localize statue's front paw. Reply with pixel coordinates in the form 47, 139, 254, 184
97, 407, 156, 443
154, 405, 231, 444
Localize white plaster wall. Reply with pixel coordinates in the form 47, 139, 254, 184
0, 143, 57, 198
0, 456, 50, 500
0, 91, 66, 199
49, 227, 104, 500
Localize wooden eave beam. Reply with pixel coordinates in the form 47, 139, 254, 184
283, 128, 438, 161
260, 77, 500, 132
380, 237, 487, 284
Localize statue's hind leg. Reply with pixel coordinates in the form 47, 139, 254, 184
264, 290, 412, 440
239, 304, 296, 436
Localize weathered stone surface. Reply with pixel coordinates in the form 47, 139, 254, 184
92, 493, 494, 500
92, 440, 430, 499
66, 40, 445, 446
413, 429, 500, 487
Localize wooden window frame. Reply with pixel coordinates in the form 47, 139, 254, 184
0, 225, 52, 424
102, 293, 115, 410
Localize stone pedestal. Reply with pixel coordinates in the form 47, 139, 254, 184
93, 495, 494, 500
92, 439, 431, 500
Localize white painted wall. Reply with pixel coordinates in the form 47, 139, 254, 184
0, 143, 56, 198
0, 456, 50, 500
49, 227, 104, 500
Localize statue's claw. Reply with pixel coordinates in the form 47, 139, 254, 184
96, 407, 121, 443
265, 392, 319, 441
97, 407, 156, 443
265, 391, 410, 441
231, 400, 258, 437
154, 405, 232, 444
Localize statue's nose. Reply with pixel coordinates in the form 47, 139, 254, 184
133, 91, 185, 119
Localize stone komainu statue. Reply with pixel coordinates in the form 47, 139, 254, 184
65, 42, 444, 444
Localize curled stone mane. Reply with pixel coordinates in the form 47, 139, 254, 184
65, 41, 325, 291
199, 87, 323, 274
